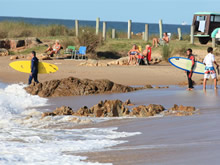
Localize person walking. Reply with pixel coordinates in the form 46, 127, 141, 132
28, 51, 39, 85
203, 47, 219, 90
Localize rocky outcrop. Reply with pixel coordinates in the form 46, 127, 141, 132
41, 100, 198, 118
165, 104, 197, 116
79, 59, 109, 67
42, 106, 75, 117
107, 57, 129, 66
25, 77, 136, 97
131, 104, 165, 117
0, 37, 42, 50
0, 48, 9, 56
42, 99, 165, 118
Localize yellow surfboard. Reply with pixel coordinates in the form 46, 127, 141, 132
9, 61, 58, 74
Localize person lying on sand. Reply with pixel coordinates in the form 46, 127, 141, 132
45, 40, 61, 57
127, 44, 140, 65
152, 32, 169, 48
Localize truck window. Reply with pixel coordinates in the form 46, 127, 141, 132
196, 16, 206, 21
214, 16, 220, 22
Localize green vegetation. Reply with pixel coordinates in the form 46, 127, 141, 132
0, 21, 218, 59
161, 45, 172, 61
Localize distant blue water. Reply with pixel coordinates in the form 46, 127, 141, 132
0, 16, 190, 35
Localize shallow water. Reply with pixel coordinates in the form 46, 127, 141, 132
48, 85, 220, 111
1, 82, 220, 165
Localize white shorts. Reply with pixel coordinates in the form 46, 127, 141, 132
204, 67, 216, 79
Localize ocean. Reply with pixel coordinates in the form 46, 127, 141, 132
1, 81, 220, 164
0, 82, 140, 165
0, 16, 191, 35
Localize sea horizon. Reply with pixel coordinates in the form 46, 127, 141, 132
0, 16, 191, 35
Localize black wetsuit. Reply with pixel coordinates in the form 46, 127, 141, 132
187, 54, 195, 89
28, 56, 39, 84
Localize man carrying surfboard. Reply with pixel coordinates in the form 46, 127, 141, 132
186, 48, 195, 91
203, 47, 219, 90
28, 51, 39, 85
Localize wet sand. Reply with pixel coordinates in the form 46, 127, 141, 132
46, 86, 220, 165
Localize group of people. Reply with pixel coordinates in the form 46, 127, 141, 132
127, 32, 170, 65
127, 44, 152, 65
29, 38, 219, 91
186, 47, 219, 91
28, 40, 62, 84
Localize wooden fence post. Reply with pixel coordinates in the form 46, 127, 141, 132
128, 20, 132, 39
159, 19, 163, 39
103, 22, 106, 40
75, 20, 79, 37
112, 29, 116, 39
145, 24, 149, 41
96, 17, 100, 35
212, 38, 216, 48
178, 28, 182, 40
190, 25, 194, 44
142, 32, 145, 40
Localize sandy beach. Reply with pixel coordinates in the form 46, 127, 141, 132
1, 53, 220, 165
0, 56, 204, 86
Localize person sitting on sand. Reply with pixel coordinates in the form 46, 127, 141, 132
127, 44, 140, 65
203, 47, 219, 90
45, 40, 61, 57
152, 32, 169, 48
142, 45, 152, 65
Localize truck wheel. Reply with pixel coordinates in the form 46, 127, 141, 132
199, 37, 210, 44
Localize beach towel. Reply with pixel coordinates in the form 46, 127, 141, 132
198, 20, 206, 33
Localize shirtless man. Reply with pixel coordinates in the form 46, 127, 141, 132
152, 32, 169, 48
45, 40, 61, 57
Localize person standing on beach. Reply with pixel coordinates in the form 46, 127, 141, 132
203, 47, 219, 90
28, 51, 39, 85
186, 48, 195, 91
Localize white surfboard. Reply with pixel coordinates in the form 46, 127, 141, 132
169, 57, 205, 74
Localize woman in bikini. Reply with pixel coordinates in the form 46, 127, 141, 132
45, 40, 61, 57
128, 44, 140, 65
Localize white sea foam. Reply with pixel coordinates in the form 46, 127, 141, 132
0, 83, 141, 165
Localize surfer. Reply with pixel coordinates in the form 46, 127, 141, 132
203, 47, 219, 90
186, 48, 195, 91
28, 51, 39, 85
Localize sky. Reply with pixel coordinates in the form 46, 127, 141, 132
1, 0, 220, 25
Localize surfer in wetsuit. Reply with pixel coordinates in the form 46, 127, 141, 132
186, 48, 195, 91
28, 51, 39, 85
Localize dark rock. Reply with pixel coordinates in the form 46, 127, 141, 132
42, 106, 74, 117
131, 104, 165, 117
145, 84, 153, 88
25, 77, 136, 97
166, 104, 197, 116
0, 48, 9, 56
